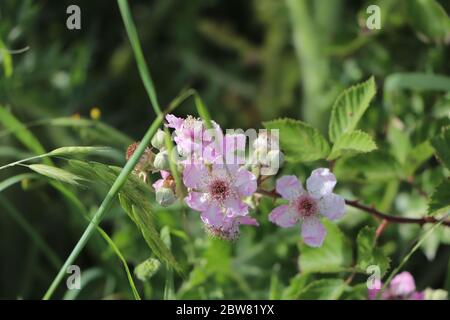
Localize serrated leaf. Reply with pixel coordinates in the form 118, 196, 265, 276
328, 130, 377, 160
28, 164, 85, 185
134, 258, 161, 282
299, 220, 352, 273
263, 118, 330, 163
329, 77, 376, 142
356, 227, 390, 276
429, 178, 450, 215
431, 126, 450, 170
297, 279, 347, 300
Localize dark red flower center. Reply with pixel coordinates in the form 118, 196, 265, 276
209, 179, 231, 202
294, 195, 318, 218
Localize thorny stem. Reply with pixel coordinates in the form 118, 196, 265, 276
256, 188, 450, 227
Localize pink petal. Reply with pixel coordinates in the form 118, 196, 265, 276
318, 193, 346, 220
306, 168, 337, 199
237, 216, 259, 226
276, 175, 303, 200
224, 197, 248, 217
223, 133, 246, 165
200, 204, 224, 227
390, 272, 416, 296
165, 114, 184, 130
269, 205, 298, 228
182, 163, 207, 189
301, 216, 327, 247
409, 291, 425, 300
367, 279, 382, 300
160, 170, 171, 179
234, 167, 257, 196
152, 179, 164, 190
184, 192, 208, 212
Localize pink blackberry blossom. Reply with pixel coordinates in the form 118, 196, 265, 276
183, 163, 257, 219
165, 114, 221, 163
269, 168, 346, 247
368, 272, 425, 300
203, 214, 259, 241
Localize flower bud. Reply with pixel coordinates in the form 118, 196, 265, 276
153, 150, 170, 171
156, 187, 176, 206
151, 129, 167, 150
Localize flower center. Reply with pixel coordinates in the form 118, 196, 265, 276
293, 195, 318, 218
208, 178, 232, 203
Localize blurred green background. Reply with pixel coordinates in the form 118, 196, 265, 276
1, 0, 450, 299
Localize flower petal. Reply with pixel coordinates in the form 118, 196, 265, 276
200, 204, 224, 227
152, 179, 164, 190
224, 197, 248, 217
234, 167, 257, 196
184, 192, 209, 212
301, 216, 327, 247
269, 205, 298, 228
237, 216, 259, 226
390, 272, 416, 297
275, 175, 303, 200
318, 193, 346, 220
182, 163, 207, 189
306, 168, 337, 199
165, 114, 184, 130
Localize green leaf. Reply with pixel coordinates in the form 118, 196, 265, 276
281, 274, 313, 299
68, 159, 181, 272
297, 279, 347, 300
263, 118, 330, 163
49, 146, 112, 156
334, 151, 400, 182
328, 130, 377, 160
356, 227, 390, 276
328, 76, 376, 142
341, 283, 369, 300
0, 106, 49, 160
299, 220, 352, 273
431, 126, 450, 170
408, 0, 450, 44
134, 258, 161, 282
429, 178, 450, 215
28, 164, 85, 185
0, 38, 13, 77
404, 141, 435, 176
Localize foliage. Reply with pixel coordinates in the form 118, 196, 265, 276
0, 0, 450, 300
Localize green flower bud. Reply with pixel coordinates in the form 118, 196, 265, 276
153, 150, 170, 171
156, 187, 176, 206
151, 129, 167, 150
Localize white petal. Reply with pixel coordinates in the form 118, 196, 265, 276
269, 205, 298, 228
318, 193, 346, 220
276, 175, 303, 200
301, 216, 327, 247
306, 168, 336, 199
